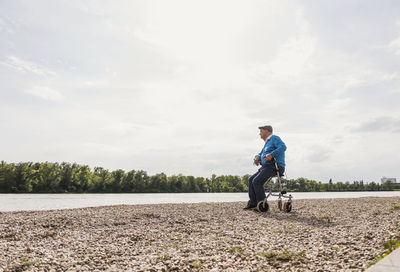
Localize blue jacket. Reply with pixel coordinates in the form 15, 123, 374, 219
257, 135, 287, 167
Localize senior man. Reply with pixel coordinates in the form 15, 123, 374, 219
244, 125, 287, 210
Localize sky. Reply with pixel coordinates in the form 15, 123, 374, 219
1, 0, 400, 183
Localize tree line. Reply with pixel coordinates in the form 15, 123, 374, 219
282, 178, 399, 192
0, 161, 398, 193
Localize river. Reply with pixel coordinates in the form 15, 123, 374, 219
1, 191, 400, 212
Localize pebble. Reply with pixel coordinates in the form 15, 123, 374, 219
0, 197, 399, 271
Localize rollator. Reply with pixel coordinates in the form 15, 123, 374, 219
256, 158, 293, 213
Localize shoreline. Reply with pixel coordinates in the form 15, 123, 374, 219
2, 191, 400, 213
0, 190, 399, 195
1, 197, 400, 271
1, 194, 399, 214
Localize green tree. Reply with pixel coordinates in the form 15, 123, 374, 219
121, 170, 136, 192
73, 165, 92, 192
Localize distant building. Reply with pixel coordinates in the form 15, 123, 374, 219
381, 177, 399, 184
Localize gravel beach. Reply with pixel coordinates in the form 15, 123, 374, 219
1, 196, 400, 271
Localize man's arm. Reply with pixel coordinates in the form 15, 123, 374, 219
254, 155, 261, 165
253, 147, 263, 165
270, 136, 287, 158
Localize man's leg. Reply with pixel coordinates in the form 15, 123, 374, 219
252, 165, 275, 204
247, 171, 259, 206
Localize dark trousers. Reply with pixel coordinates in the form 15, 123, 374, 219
248, 164, 284, 205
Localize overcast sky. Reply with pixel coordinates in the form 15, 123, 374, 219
1, 0, 400, 182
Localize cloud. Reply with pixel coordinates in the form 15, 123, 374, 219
0, 17, 4, 32
0, 16, 14, 34
388, 20, 400, 55
101, 122, 150, 136
352, 116, 400, 133
1, 0, 400, 182
0, 56, 56, 77
247, 8, 316, 83
132, 27, 160, 45
25, 86, 64, 101
83, 70, 117, 88
82, 142, 125, 154
307, 148, 332, 163
389, 36, 400, 55
382, 72, 400, 81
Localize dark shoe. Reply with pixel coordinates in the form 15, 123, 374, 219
243, 203, 256, 210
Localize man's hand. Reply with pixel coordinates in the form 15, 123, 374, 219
253, 156, 260, 166
264, 154, 272, 161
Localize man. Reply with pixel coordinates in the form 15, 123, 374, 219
244, 125, 287, 210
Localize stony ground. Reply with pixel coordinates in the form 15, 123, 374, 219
1, 197, 400, 271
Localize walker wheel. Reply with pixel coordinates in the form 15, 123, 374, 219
278, 199, 282, 211
284, 202, 292, 213
257, 200, 269, 212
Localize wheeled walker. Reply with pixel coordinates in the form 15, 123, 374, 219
256, 159, 293, 213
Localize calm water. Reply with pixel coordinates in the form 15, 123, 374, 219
1, 191, 400, 212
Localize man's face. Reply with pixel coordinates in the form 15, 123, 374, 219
259, 129, 270, 140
